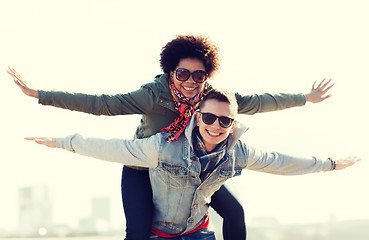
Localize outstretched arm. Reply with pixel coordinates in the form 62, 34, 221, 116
239, 142, 360, 175
25, 133, 162, 168
7, 67, 157, 116
235, 78, 335, 115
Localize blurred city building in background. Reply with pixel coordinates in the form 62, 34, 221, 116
18, 184, 52, 237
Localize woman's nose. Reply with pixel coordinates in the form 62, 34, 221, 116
185, 75, 196, 83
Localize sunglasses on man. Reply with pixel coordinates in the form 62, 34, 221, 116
174, 68, 208, 83
200, 112, 234, 128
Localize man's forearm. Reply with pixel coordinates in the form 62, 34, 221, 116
56, 133, 160, 168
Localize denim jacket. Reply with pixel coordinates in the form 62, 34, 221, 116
56, 113, 333, 234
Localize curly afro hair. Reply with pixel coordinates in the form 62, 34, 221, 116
160, 34, 220, 79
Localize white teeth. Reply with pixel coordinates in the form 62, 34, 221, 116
207, 130, 220, 136
183, 86, 195, 91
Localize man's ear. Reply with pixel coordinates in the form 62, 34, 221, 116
229, 120, 237, 134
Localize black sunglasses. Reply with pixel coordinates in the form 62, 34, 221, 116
174, 68, 208, 83
200, 112, 234, 128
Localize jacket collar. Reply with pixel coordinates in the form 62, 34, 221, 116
154, 73, 172, 101
185, 110, 249, 151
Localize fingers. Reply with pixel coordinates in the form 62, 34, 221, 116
6, 69, 16, 79
7, 66, 29, 90
335, 156, 361, 170
25, 137, 43, 144
349, 156, 361, 163
317, 78, 334, 91
24, 137, 36, 141
322, 83, 335, 94
8, 66, 20, 76
311, 81, 317, 90
342, 156, 361, 164
321, 79, 334, 94
7, 66, 16, 77
25, 137, 46, 144
316, 78, 325, 89
321, 94, 332, 101
7, 66, 24, 80
12, 68, 23, 80
321, 78, 332, 89
344, 156, 361, 167
309, 78, 334, 103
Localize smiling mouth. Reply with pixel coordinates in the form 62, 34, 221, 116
206, 130, 222, 137
182, 86, 196, 91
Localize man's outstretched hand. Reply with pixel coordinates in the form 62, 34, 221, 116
334, 156, 361, 170
25, 137, 56, 148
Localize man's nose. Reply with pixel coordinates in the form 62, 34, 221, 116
210, 118, 221, 128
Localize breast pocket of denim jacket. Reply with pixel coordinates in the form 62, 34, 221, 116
159, 163, 189, 188
219, 168, 243, 179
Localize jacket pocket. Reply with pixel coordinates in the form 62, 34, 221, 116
219, 168, 243, 178
159, 163, 189, 188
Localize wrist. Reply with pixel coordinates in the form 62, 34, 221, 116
305, 93, 311, 103
328, 157, 336, 170
31, 89, 39, 99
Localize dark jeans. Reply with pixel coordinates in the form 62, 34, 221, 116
121, 166, 153, 240
121, 166, 246, 240
210, 184, 246, 240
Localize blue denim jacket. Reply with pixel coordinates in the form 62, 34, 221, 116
56, 112, 333, 235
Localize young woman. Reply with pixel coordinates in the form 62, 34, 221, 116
8, 34, 333, 240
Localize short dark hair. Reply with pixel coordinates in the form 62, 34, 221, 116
199, 88, 238, 115
160, 34, 220, 78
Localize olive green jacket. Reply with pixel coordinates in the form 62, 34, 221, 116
39, 73, 306, 139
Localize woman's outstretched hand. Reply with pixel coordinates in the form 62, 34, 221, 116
7, 66, 39, 98
306, 78, 334, 103
25, 137, 56, 148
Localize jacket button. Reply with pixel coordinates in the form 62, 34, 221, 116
193, 203, 198, 208
188, 218, 194, 223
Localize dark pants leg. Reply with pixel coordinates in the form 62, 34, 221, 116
210, 185, 247, 240
121, 166, 153, 240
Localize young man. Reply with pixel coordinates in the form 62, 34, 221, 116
26, 89, 359, 239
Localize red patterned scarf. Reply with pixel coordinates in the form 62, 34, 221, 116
160, 79, 206, 143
